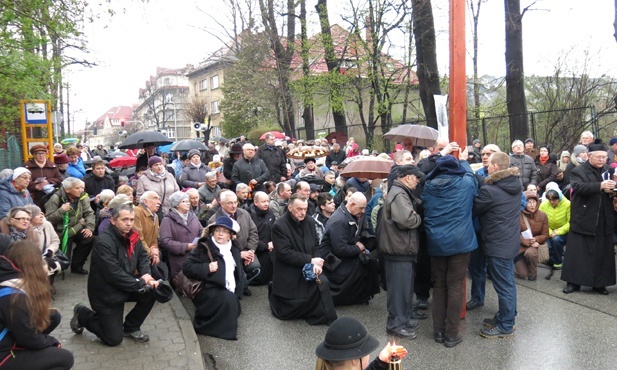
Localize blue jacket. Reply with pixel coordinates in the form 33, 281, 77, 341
0, 177, 34, 219
422, 161, 478, 257
67, 158, 86, 179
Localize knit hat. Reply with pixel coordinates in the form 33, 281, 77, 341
610, 138, 617, 146
304, 157, 316, 164
187, 149, 201, 160
229, 143, 243, 154
560, 151, 570, 159
54, 153, 69, 164
12, 167, 31, 181
523, 190, 539, 202
169, 191, 189, 208
425, 154, 466, 181
29, 144, 48, 154
572, 145, 588, 158
473, 139, 480, 145
525, 138, 535, 144
147, 155, 163, 168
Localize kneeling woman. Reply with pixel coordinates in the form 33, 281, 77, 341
182, 216, 244, 340
0, 240, 73, 369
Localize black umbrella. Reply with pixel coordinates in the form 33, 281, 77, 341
169, 139, 208, 152
120, 167, 136, 177
211, 136, 228, 144
104, 151, 128, 160
119, 131, 173, 149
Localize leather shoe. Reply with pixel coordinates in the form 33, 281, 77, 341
593, 287, 609, 295
386, 328, 417, 339
444, 336, 463, 348
434, 332, 445, 344
466, 300, 484, 311
415, 297, 429, 310
528, 275, 537, 281
562, 284, 580, 294
71, 267, 88, 275
70, 303, 84, 334
411, 307, 427, 320
243, 287, 252, 296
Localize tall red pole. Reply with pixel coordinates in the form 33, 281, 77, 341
449, 0, 468, 319
449, 0, 467, 147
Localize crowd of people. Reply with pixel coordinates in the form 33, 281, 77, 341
0, 128, 615, 368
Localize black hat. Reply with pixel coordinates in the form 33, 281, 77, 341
304, 157, 316, 164
588, 138, 608, 153
315, 317, 379, 361
229, 143, 243, 154
152, 281, 174, 303
397, 164, 424, 179
330, 161, 338, 166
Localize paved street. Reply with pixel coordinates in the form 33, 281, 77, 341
182, 264, 617, 370
52, 262, 617, 369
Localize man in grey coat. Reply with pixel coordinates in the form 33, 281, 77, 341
509, 140, 537, 189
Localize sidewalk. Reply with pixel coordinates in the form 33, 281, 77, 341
52, 267, 204, 370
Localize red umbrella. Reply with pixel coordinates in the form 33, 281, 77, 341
339, 157, 393, 179
325, 131, 348, 144
260, 131, 285, 140
109, 156, 137, 168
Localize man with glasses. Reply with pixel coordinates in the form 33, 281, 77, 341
209, 190, 260, 296
24, 144, 63, 208
0, 167, 34, 219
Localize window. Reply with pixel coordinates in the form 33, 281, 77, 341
200, 79, 207, 90
164, 77, 170, 86
166, 128, 175, 139
211, 101, 220, 114
164, 93, 173, 103
211, 75, 219, 89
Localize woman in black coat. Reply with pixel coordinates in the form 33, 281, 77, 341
182, 216, 244, 340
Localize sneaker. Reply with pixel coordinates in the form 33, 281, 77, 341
480, 325, 514, 339
123, 330, 150, 343
552, 263, 562, 270
483, 317, 516, 330
71, 303, 84, 334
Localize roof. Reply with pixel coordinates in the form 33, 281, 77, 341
91, 106, 133, 129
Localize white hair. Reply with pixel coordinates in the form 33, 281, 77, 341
99, 189, 116, 205
139, 190, 159, 203
62, 177, 84, 190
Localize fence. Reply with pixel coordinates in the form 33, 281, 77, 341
295, 106, 617, 152
0, 134, 23, 170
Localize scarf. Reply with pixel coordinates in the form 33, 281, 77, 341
576, 156, 585, 164
539, 155, 549, 165
149, 168, 167, 179
211, 237, 236, 293
190, 162, 202, 169
172, 208, 189, 225
9, 226, 27, 242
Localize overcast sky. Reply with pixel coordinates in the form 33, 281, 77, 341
66, 0, 617, 131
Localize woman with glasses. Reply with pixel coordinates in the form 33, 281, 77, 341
182, 216, 243, 340
0, 168, 34, 219
0, 207, 39, 244
24, 204, 63, 293
160, 192, 203, 282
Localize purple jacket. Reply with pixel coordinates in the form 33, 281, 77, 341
159, 209, 203, 281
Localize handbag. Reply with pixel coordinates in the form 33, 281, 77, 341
53, 250, 70, 271
173, 271, 203, 300
173, 242, 214, 299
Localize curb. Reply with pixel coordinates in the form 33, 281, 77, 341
169, 292, 205, 370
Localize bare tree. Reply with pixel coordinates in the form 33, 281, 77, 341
468, 0, 488, 140
299, 0, 315, 140
412, 0, 441, 130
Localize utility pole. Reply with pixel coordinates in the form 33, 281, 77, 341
66, 83, 71, 136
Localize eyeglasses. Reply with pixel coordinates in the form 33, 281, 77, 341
180, 200, 191, 203
213, 229, 231, 234
12, 217, 31, 222
34, 152, 47, 155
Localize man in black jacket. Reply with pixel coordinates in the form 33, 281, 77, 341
326, 143, 346, 168
257, 133, 287, 182
70, 204, 160, 346
473, 152, 522, 339
269, 194, 337, 325
247, 191, 276, 285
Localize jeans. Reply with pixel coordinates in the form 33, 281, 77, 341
548, 234, 567, 264
486, 256, 517, 333
468, 247, 486, 304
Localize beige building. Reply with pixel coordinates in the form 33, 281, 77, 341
133, 66, 191, 140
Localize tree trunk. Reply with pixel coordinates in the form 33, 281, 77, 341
300, 0, 315, 140
505, 0, 529, 142
412, 0, 441, 130
316, 0, 347, 135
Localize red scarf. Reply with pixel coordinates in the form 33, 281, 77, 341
539, 155, 549, 165
123, 229, 140, 259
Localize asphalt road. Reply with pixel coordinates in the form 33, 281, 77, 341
180, 264, 617, 370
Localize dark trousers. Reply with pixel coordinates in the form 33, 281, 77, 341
385, 258, 416, 332
66, 232, 94, 270
78, 291, 156, 346
468, 246, 487, 304
431, 253, 471, 339
414, 242, 432, 299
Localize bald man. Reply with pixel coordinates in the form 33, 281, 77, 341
231, 143, 270, 193
319, 192, 380, 306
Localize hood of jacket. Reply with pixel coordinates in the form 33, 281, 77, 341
484, 167, 522, 195
0, 177, 21, 196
